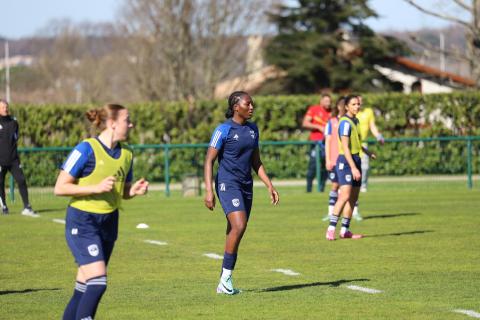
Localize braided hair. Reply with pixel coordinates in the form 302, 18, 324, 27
225, 91, 248, 119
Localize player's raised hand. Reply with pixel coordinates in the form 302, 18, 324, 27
204, 191, 216, 211
97, 176, 116, 193
130, 178, 149, 196
269, 187, 279, 205
370, 152, 377, 160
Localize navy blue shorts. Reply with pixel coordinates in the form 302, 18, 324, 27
336, 154, 362, 187
215, 179, 253, 219
65, 206, 118, 266
328, 168, 338, 183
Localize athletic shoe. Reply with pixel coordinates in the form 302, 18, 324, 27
21, 207, 40, 218
322, 214, 330, 221
360, 187, 367, 193
216, 276, 240, 295
1, 206, 8, 215
340, 231, 363, 239
325, 229, 336, 241
353, 212, 363, 221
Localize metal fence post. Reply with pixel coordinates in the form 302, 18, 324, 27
164, 145, 170, 197
467, 137, 473, 189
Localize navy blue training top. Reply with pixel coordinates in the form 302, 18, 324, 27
209, 119, 259, 185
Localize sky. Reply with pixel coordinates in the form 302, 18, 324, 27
0, 0, 471, 39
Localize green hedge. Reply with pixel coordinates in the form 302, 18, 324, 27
11, 92, 480, 186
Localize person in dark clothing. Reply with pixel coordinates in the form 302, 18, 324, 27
0, 99, 38, 217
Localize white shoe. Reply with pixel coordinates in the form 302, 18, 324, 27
322, 214, 330, 221
360, 187, 367, 193
352, 207, 363, 221
21, 207, 40, 218
216, 275, 240, 295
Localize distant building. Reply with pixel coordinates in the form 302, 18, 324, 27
375, 56, 475, 93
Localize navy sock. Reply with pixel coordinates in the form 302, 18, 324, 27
328, 191, 338, 206
329, 215, 339, 227
342, 217, 351, 229
62, 281, 86, 320
222, 252, 238, 271
76, 276, 107, 320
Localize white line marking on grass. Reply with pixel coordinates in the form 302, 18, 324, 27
203, 253, 223, 260
52, 219, 65, 224
346, 285, 382, 294
271, 269, 301, 276
453, 309, 480, 318
144, 240, 168, 246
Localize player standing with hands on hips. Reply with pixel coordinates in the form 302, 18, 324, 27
54, 104, 148, 320
204, 91, 279, 295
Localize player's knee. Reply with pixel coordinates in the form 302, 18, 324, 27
85, 275, 107, 296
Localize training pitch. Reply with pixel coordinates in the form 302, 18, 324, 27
0, 180, 479, 319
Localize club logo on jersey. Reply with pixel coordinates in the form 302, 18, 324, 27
346, 175, 352, 182
220, 183, 226, 191
71, 228, 78, 235
250, 130, 255, 139
233, 134, 239, 141
88, 244, 99, 257
232, 199, 240, 207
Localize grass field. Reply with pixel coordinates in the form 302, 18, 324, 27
1, 180, 479, 319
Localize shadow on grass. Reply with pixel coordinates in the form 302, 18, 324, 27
36, 208, 64, 214
0, 288, 61, 296
365, 230, 434, 238
362, 212, 420, 220
252, 278, 369, 293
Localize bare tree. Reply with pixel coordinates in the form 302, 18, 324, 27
118, 0, 275, 101
404, 0, 480, 85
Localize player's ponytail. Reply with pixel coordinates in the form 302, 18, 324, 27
225, 91, 248, 119
86, 104, 126, 133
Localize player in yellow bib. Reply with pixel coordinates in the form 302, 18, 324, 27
54, 104, 149, 320
325, 96, 376, 240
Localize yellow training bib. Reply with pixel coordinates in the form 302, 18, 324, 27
69, 138, 132, 214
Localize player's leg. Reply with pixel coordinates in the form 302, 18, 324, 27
306, 146, 316, 192
0, 165, 9, 214
10, 160, 37, 216
360, 152, 369, 192
326, 184, 351, 240
340, 187, 363, 239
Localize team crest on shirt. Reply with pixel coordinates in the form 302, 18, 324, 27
88, 244, 99, 257
220, 183, 226, 191
346, 175, 352, 182
232, 199, 240, 207
250, 130, 255, 139
233, 134, 239, 141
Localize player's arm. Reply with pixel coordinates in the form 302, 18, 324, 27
340, 136, 361, 181
54, 170, 116, 197
324, 121, 333, 170
203, 147, 218, 210
252, 148, 279, 205
123, 179, 149, 199
302, 114, 324, 133
369, 117, 384, 144
361, 146, 376, 160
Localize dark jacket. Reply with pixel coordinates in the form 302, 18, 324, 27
0, 115, 19, 165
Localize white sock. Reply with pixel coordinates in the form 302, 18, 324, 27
352, 206, 359, 216
328, 205, 334, 215
327, 225, 336, 232
341, 226, 348, 234
221, 268, 232, 279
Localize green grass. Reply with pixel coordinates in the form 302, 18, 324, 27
1, 181, 479, 319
